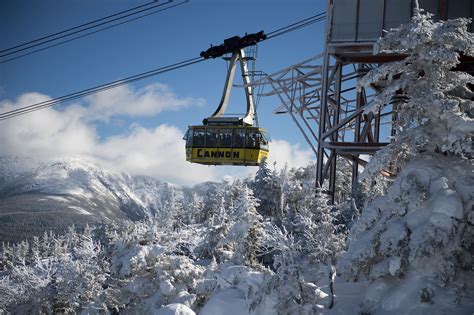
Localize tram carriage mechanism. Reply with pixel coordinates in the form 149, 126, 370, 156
184, 31, 269, 166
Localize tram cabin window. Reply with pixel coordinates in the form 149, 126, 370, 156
193, 129, 205, 147
246, 130, 259, 148
219, 129, 233, 147
205, 129, 218, 147
185, 130, 193, 147
233, 129, 245, 148
260, 132, 269, 150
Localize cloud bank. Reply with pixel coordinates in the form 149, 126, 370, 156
85, 83, 205, 120
0, 84, 314, 184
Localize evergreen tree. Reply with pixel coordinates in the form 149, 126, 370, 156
225, 183, 263, 266
301, 190, 346, 266
338, 6, 474, 312
251, 158, 280, 219
199, 184, 225, 224
358, 5, 474, 179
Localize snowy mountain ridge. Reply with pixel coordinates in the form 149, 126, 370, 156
0, 155, 191, 242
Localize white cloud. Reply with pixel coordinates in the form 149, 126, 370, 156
0, 93, 96, 159
0, 87, 212, 184
266, 139, 314, 169
94, 124, 217, 184
85, 83, 205, 120
0, 87, 314, 184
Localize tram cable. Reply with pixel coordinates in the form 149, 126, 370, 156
0, 0, 187, 63
1, 0, 188, 64
268, 17, 326, 39
0, 12, 326, 121
0, 57, 205, 120
266, 12, 326, 39
1, 1, 158, 54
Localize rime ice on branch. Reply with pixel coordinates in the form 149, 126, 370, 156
359, 6, 473, 178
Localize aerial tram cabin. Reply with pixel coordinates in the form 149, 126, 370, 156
184, 32, 270, 166
184, 126, 269, 166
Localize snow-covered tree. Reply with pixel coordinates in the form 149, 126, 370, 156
193, 181, 231, 261
338, 5, 474, 313
0, 226, 108, 313
251, 158, 280, 218
359, 5, 473, 179
250, 187, 347, 313
201, 184, 226, 225
301, 191, 346, 266
278, 163, 319, 233
184, 191, 203, 224
333, 157, 353, 204
223, 183, 263, 266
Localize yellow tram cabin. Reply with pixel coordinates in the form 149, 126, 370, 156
184, 126, 269, 166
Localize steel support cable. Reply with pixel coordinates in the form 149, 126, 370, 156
0, 12, 326, 120
0, 0, 189, 64
0, 57, 205, 120
0, 0, 181, 60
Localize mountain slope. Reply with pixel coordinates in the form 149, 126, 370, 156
0, 156, 184, 242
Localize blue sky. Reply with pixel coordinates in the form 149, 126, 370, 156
0, 0, 327, 183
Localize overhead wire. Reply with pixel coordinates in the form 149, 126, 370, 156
0, 0, 189, 64
0, 1, 159, 54
0, 0, 187, 63
0, 0, 174, 57
0, 11, 326, 121
0, 57, 205, 120
266, 13, 326, 40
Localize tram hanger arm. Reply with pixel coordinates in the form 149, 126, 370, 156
203, 48, 256, 126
